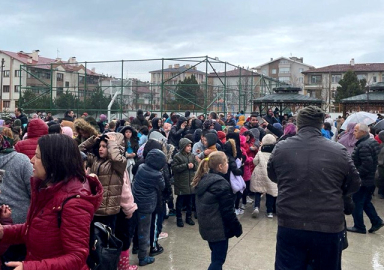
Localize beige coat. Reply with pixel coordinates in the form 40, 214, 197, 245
250, 151, 278, 197
79, 133, 127, 216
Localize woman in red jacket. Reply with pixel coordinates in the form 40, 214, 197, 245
0, 134, 103, 270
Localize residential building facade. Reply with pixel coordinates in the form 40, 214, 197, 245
0, 50, 101, 112
252, 56, 315, 93
302, 59, 384, 112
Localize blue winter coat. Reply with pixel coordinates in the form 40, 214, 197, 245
132, 149, 166, 213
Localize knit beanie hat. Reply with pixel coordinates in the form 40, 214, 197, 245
262, 134, 276, 146
100, 114, 107, 121
379, 130, 384, 142
13, 119, 22, 127
296, 106, 325, 130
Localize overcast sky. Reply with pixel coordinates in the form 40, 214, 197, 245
1, 0, 384, 78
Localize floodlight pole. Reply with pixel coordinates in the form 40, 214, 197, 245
0, 58, 4, 111
108, 90, 120, 122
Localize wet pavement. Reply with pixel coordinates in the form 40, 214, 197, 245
130, 193, 384, 270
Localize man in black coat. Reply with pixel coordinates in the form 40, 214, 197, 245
131, 109, 150, 131
267, 106, 360, 270
348, 123, 384, 234
14, 107, 28, 128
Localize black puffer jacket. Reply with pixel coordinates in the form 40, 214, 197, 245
223, 139, 243, 182
195, 172, 242, 242
131, 110, 149, 131
352, 134, 381, 187
168, 117, 187, 148
267, 127, 361, 233
132, 149, 166, 214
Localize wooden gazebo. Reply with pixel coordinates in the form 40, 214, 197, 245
341, 82, 384, 116
252, 86, 323, 115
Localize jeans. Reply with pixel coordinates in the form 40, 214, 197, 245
352, 186, 382, 230
208, 239, 229, 270
241, 181, 250, 205
254, 192, 276, 213
176, 194, 193, 218
137, 212, 152, 259
234, 191, 242, 209
150, 202, 165, 248
275, 226, 343, 270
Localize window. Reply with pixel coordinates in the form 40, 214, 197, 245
279, 76, 290, 83
299, 77, 304, 83
299, 68, 304, 73
311, 75, 322, 84
79, 76, 85, 84
279, 67, 290, 74
280, 60, 289, 64
331, 91, 336, 99
14, 85, 20, 93
3, 70, 10, 77
357, 74, 367, 80
382, 74, 384, 82
57, 73, 64, 81
373, 76, 377, 83
332, 74, 342, 83
3, 85, 10, 93
65, 81, 69, 88
272, 69, 277, 74
57, 87, 64, 95
14, 70, 21, 77
3, 101, 10, 108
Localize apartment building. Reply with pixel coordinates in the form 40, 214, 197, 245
252, 56, 315, 93
149, 64, 205, 106
302, 58, 384, 111
0, 49, 101, 112
100, 77, 159, 111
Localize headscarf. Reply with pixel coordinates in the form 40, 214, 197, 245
338, 122, 357, 154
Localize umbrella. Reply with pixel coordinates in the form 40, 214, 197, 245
374, 119, 384, 131
341, 112, 378, 130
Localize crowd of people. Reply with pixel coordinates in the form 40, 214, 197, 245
0, 106, 383, 269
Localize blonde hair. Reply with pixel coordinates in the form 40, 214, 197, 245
191, 151, 227, 187
227, 138, 237, 157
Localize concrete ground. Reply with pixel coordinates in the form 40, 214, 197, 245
130, 194, 384, 270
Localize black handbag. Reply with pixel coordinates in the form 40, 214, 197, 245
87, 222, 123, 270
57, 196, 123, 270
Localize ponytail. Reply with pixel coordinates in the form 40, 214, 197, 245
191, 158, 209, 187
191, 151, 227, 187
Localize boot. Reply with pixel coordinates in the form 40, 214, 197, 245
177, 217, 184, 227
150, 242, 164, 256
118, 250, 138, 270
186, 216, 195, 226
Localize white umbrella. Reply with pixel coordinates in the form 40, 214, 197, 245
341, 112, 378, 130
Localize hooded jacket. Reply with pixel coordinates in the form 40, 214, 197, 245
168, 117, 187, 148
2, 175, 103, 270
74, 118, 99, 146
195, 172, 242, 242
79, 133, 127, 216
149, 118, 166, 137
130, 110, 149, 131
0, 151, 32, 224
132, 149, 166, 214
120, 126, 139, 155
15, 118, 48, 159
171, 138, 198, 195
267, 127, 361, 233
186, 119, 202, 135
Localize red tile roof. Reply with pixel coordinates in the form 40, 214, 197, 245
0, 50, 100, 76
302, 63, 384, 74
208, 68, 259, 77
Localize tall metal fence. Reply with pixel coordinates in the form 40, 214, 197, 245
19, 56, 285, 119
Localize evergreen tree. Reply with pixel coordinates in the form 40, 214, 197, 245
174, 75, 203, 110
335, 70, 365, 103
